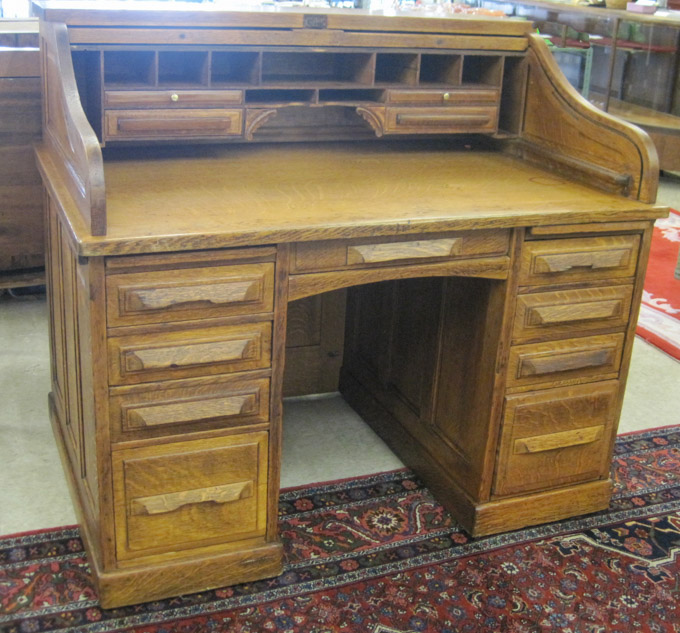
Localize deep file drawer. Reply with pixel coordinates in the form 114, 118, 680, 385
112, 432, 268, 559
494, 382, 619, 497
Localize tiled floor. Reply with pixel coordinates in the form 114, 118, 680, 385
1, 176, 678, 536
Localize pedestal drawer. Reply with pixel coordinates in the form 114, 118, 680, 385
112, 432, 268, 560
108, 322, 271, 385
110, 375, 269, 440
513, 285, 633, 341
107, 262, 274, 327
520, 235, 640, 286
494, 382, 618, 497
507, 333, 624, 390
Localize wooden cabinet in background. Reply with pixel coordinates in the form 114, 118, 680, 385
0, 24, 42, 287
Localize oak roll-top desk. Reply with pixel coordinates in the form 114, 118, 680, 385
33, 1, 667, 608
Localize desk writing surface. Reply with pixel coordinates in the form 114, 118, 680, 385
80, 141, 665, 256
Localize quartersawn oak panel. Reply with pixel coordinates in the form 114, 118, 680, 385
111, 432, 268, 560
494, 381, 619, 497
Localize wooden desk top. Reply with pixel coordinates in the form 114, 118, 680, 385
61, 141, 665, 257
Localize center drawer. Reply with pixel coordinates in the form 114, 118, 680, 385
292, 229, 510, 273
112, 432, 268, 560
108, 321, 272, 385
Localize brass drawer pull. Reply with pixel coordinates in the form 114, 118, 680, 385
126, 280, 262, 312
396, 113, 491, 126
527, 299, 623, 326
514, 425, 604, 454
127, 394, 255, 428
534, 249, 631, 274
131, 481, 253, 516
347, 237, 461, 264
124, 338, 256, 372
519, 347, 616, 377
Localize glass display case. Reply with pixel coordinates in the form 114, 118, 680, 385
473, 0, 680, 172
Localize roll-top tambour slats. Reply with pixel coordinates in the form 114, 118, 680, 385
347, 238, 461, 265
130, 480, 254, 516
513, 425, 604, 455
127, 394, 255, 428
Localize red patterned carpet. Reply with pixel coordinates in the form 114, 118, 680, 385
1, 425, 680, 633
637, 208, 680, 361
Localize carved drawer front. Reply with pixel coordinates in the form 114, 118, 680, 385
507, 333, 625, 390
494, 382, 618, 497
108, 322, 272, 385
106, 263, 274, 327
104, 108, 243, 140
387, 88, 499, 105
292, 229, 509, 273
104, 89, 243, 109
520, 235, 640, 286
112, 432, 268, 560
384, 106, 498, 134
109, 375, 269, 441
513, 285, 633, 342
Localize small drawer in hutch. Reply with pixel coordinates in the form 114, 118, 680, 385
387, 88, 499, 105
506, 333, 625, 390
106, 262, 274, 327
112, 432, 269, 560
513, 285, 634, 341
104, 89, 243, 109
384, 106, 498, 134
108, 322, 272, 385
519, 235, 640, 286
494, 382, 618, 497
292, 229, 509, 273
104, 108, 243, 140
109, 375, 270, 441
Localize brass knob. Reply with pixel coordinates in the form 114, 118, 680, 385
443, 92, 451, 101
170, 93, 179, 102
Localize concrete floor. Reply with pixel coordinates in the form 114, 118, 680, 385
1, 176, 679, 536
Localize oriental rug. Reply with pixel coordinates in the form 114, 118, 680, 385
1, 425, 680, 633
636, 208, 680, 361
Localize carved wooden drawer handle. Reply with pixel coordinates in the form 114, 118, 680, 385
396, 113, 491, 126
124, 338, 255, 372
117, 117, 233, 133
534, 249, 630, 274
127, 394, 255, 428
131, 480, 253, 516
519, 347, 616, 377
126, 280, 261, 312
514, 425, 604, 454
527, 300, 623, 326
347, 238, 461, 265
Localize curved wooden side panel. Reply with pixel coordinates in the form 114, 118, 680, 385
516, 34, 658, 204
40, 21, 106, 235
